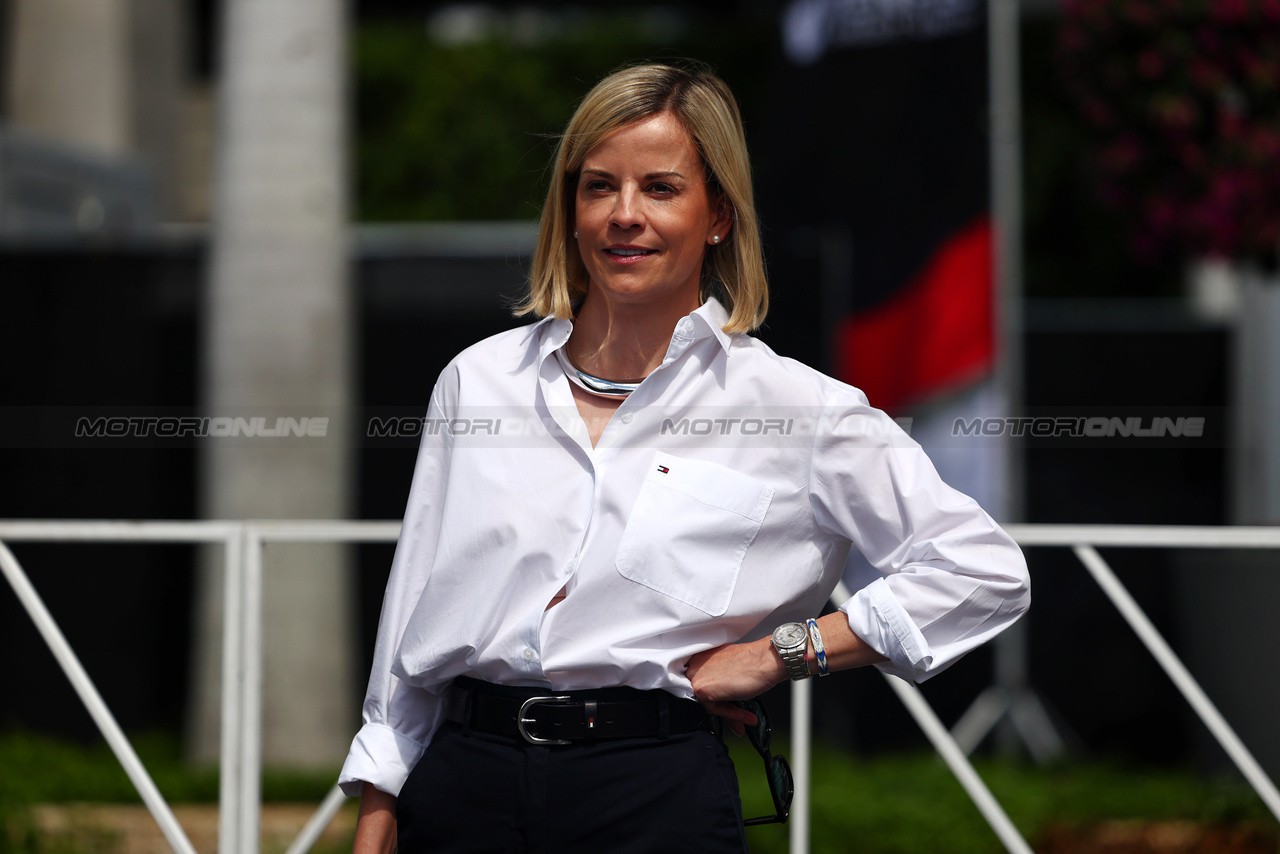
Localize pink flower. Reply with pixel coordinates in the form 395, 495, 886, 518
1248, 127, 1280, 160
1139, 49, 1164, 79
1099, 182, 1126, 207
1189, 59, 1222, 91
1195, 26, 1221, 54
1084, 98, 1115, 127
1102, 135, 1145, 172
1210, 173, 1243, 207
1060, 23, 1088, 53
1179, 141, 1207, 170
1147, 195, 1178, 228
1126, 1, 1158, 26
1063, 0, 1280, 259
1211, 0, 1250, 24
1259, 220, 1280, 248
1154, 96, 1198, 130
1238, 49, 1262, 80
1217, 107, 1244, 139
1249, 59, 1279, 88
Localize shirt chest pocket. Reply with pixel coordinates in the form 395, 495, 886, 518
615, 453, 775, 617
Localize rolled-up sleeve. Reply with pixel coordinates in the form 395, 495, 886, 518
338, 375, 457, 797
808, 391, 1030, 683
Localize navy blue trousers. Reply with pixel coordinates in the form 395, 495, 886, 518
396, 719, 749, 853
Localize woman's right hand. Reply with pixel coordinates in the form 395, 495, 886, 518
685, 636, 783, 735
352, 783, 397, 854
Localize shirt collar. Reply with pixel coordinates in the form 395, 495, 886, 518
679, 297, 733, 355
533, 314, 574, 365
532, 296, 733, 364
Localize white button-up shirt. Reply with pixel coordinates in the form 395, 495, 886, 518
339, 298, 1029, 797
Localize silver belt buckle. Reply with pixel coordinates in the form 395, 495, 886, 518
517, 695, 574, 744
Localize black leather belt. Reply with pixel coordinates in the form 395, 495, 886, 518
443, 676, 710, 744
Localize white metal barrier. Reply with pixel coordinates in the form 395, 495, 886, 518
2, 521, 1280, 853
0, 520, 398, 854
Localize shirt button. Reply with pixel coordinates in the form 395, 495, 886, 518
620, 412, 633, 424
522, 648, 536, 661
677, 319, 694, 335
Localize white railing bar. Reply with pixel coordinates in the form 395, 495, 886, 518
1072, 544, 1280, 822
0, 517, 400, 854
0, 539, 200, 854
828, 581, 1034, 854
0, 520, 241, 541
789, 677, 811, 854
250, 520, 401, 542
949, 686, 1010, 755
5, 520, 1277, 853
6, 520, 1278, 550
5, 520, 1276, 549
1008, 524, 1280, 548
218, 529, 245, 854
239, 529, 265, 854
883, 675, 1035, 854
0, 519, 404, 543
283, 784, 348, 854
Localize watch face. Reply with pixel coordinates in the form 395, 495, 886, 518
773, 623, 807, 648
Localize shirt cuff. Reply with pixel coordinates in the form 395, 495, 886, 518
337, 722, 430, 798
839, 577, 934, 683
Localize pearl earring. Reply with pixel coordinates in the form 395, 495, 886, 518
711, 235, 720, 244
573, 231, 578, 239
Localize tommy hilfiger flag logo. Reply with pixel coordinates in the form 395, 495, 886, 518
657, 465, 669, 474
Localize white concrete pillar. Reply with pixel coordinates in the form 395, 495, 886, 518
128, 0, 187, 219
5, 0, 133, 154
189, 0, 355, 767
4, 0, 188, 219
1176, 265, 1280, 780
1232, 270, 1280, 526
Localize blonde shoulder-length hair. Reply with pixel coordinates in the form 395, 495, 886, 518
517, 62, 769, 334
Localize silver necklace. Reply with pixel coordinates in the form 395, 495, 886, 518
555, 348, 642, 397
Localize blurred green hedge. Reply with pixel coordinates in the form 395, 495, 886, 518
353, 15, 774, 223
2, 728, 1273, 854
353, 14, 1181, 297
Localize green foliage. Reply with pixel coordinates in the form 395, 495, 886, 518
0, 731, 348, 854
3, 729, 1274, 853
355, 27, 565, 222
1021, 18, 1183, 297
352, 15, 774, 222
729, 737, 1275, 854
353, 13, 1201, 297
1057, 0, 1280, 263
0, 730, 337, 806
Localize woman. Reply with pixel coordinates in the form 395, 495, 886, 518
341, 62, 1029, 853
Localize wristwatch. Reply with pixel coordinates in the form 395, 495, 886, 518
771, 622, 811, 681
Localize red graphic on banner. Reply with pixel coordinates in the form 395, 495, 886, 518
835, 216, 994, 414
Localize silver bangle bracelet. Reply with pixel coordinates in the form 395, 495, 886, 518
805, 617, 829, 676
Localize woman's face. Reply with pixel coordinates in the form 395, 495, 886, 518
573, 112, 729, 313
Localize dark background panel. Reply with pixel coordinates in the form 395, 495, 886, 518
0, 248, 1229, 765
1, 249, 202, 737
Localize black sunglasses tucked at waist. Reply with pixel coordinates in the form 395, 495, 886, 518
443, 676, 711, 745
